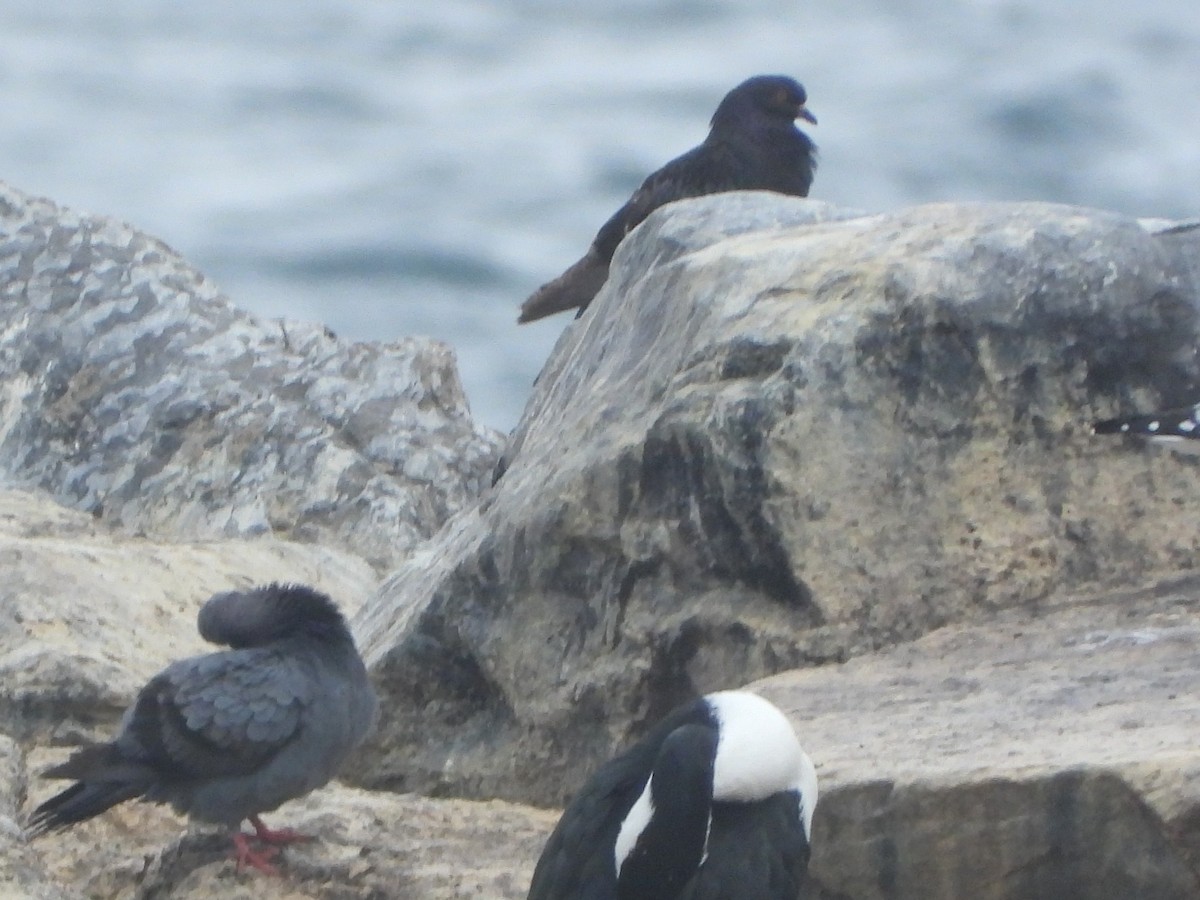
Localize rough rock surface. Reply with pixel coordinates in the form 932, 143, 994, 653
355, 193, 1200, 806
0, 181, 501, 570
759, 576, 1200, 900
16, 778, 555, 900
11, 182, 1200, 899
0, 488, 377, 747
0, 486, 555, 899
13, 537, 1200, 898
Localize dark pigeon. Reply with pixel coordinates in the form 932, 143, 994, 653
26, 583, 378, 874
518, 74, 818, 324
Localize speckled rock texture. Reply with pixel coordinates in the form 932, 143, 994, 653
0, 181, 502, 571
10, 544, 1200, 898
355, 193, 1200, 808
768, 576, 1200, 900
14, 777, 556, 900
0, 487, 554, 899
0, 489, 378, 748
9, 182, 1200, 899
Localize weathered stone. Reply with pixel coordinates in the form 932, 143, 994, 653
1, 733, 71, 899
0, 488, 377, 746
14, 575, 1200, 899
354, 194, 1200, 806
0, 181, 502, 571
0, 486, 395, 898
0, 484, 559, 899
758, 577, 1200, 900
11, 179, 1200, 898
16, 776, 555, 899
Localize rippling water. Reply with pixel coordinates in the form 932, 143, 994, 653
2, 0, 1198, 429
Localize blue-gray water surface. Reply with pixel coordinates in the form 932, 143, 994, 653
2, 1, 1198, 430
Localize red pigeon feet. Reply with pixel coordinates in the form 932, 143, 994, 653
231, 831, 282, 875
250, 814, 315, 847
230, 816, 316, 874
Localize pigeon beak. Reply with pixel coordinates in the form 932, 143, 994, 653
797, 105, 817, 125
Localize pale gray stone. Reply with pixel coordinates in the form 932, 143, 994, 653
17, 776, 555, 899
0, 488, 377, 746
11, 180, 1200, 898
759, 578, 1200, 900
0, 181, 502, 570
355, 194, 1200, 810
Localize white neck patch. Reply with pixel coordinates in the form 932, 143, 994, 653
707, 691, 819, 838
614, 775, 655, 876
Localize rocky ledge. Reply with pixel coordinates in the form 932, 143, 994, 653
356, 193, 1200, 806
3, 180, 1200, 898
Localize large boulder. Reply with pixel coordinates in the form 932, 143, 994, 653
764, 576, 1200, 900
0, 181, 501, 571
354, 194, 1200, 806
9, 480, 1200, 899
10, 178, 1200, 898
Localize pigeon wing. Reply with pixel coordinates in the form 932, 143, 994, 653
121, 648, 310, 780
592, 143, 740, 261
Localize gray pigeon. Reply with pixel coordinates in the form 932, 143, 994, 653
26, 582, 378, 874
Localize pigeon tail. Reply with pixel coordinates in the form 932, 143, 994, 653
518, 248, 609, 323
1094, 406, 1200, 455
27, 744, 153, 837
1094, 408, 1200, 438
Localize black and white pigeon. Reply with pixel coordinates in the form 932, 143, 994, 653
518, 74, 818, 324
1094, 404, 1200, 453
26, 583, 378, 874
526, 690, 818, 900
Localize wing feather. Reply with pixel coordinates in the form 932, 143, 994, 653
121, 647, 310, 781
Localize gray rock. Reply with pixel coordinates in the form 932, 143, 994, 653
0, 181, 501, 570
0, 487, 376, 746
354, 194, 1200, 806
1, 733, 72, 899
757, 577, 1200, 900
17, 777, 556, 898
16, 580, 1200, 899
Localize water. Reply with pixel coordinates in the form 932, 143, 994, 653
2, 0, 1198, 431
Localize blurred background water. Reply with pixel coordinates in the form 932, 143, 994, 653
1, 0, 1198, 431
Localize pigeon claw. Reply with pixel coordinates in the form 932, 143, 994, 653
250, 814, 315, 846
231, 831, 282, 876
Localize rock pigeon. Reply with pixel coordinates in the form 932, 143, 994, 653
518, 74, 818, 324
1094, 404, 1200, 453
26, 583, 378, 874
526, 690, 817, 900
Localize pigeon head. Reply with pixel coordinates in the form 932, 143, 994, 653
198, 582, 353, 648
712, 75, 817, 129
